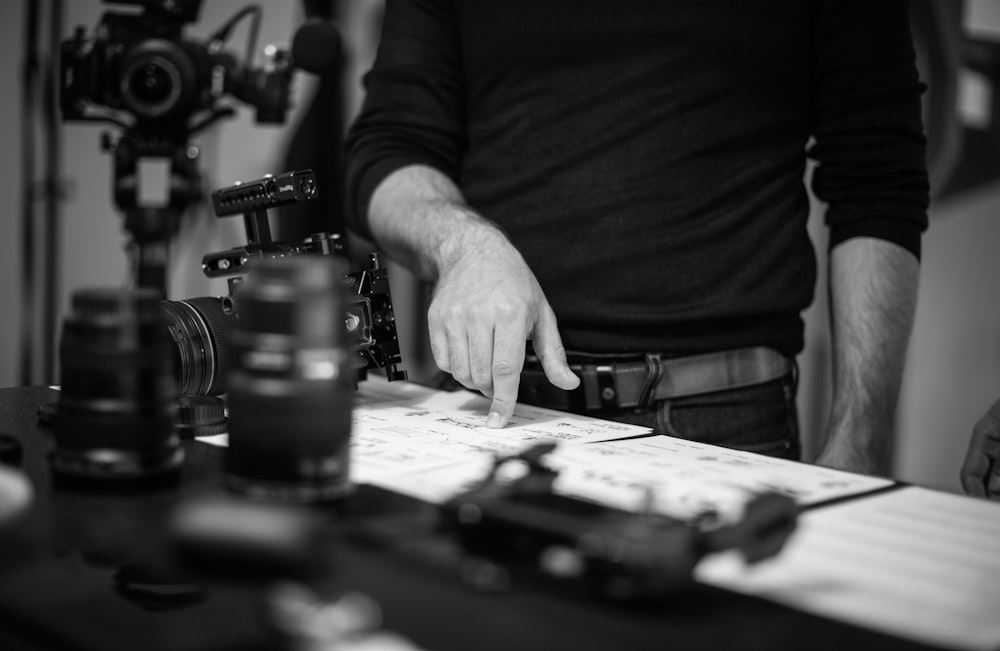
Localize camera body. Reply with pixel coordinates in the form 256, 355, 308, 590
61, 0, 291, 134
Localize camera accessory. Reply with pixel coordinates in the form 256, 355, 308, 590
225, 256, 355, 503
439, 443, 798, 601
291, 17, 343, 75
51, 288, 183, 484
174, 394, 228, 439
161, 169, 406, 398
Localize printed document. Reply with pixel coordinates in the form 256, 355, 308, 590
696, 486, 1000, 651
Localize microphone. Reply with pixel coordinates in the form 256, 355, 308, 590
291, 19, 342, 75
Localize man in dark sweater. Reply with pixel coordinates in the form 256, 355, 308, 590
344, 0, 929, 475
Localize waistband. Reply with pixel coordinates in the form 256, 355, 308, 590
519, 346, 794, 412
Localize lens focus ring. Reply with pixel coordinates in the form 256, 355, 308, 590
162, 296, 238, 396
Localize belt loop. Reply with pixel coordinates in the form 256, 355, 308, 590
595, 365, 618, 409
636, 353, 662, 412
567, 364, 589, 412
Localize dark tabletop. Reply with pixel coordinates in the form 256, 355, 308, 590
0, 386, 944, 651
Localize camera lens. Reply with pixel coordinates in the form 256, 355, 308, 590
121, 55, 181, 118
129, 62, 174, 105
118, 39, 195, 121
161, 297, 238, 396
51, 288, 183, 484
225, 256, 354, 502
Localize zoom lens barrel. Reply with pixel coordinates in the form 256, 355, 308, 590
51, 288, 183, 484
225, 257, 354, 502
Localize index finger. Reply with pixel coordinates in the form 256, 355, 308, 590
485, 324, 527, 428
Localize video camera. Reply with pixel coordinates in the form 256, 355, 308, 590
59, 0, 317, 292
162, 169, 407, 397
61, 0, 291, 135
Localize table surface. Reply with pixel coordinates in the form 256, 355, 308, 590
0, 386, 943, 651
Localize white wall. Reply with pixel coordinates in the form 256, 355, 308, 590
897, 185, 1000, 493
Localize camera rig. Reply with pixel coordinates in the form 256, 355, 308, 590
60, 0, 297, 293
201, 169, 407, 383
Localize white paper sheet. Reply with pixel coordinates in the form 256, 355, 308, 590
196, 377, 652, 492
545, 436, 893, 520
198, 377, 892, 517
696, 486, 1000, 651
348, 376, 650, 485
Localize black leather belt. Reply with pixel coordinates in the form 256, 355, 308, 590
519, 346, 794, 412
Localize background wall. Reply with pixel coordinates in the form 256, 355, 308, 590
0, 3, 25, 390
1, 0, 998, 496
893, 0, 1000, 493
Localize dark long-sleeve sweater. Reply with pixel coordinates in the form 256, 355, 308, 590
345, 0, 929, 358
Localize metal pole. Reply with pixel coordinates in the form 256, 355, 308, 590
19, 0, 41, 386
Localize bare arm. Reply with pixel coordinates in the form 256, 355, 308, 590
818, 237, 919, 475
368, 164, 579, 426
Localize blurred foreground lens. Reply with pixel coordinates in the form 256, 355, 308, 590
161, 296, 238, 396
225, 256, 354, 502
52, 288, 183, 484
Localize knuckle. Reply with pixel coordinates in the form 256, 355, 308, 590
496, 300, 528, 323
449, 356, 471, 384
470, 362, 493, 391
444, 303, 469, 323
430, 301, 467, 326
492, 359, 518, 377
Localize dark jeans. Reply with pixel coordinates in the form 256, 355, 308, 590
578, 371, 802, 461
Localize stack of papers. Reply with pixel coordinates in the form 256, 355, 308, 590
202, 377, 891, 519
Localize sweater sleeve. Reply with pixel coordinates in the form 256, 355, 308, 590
343, 0, 465, 240
807, 0, 930, 259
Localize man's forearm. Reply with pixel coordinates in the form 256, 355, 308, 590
365, 163, 579, 422
367, 164, 506, 282
821, 236, 920, 475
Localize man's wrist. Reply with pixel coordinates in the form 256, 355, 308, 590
429, 204, 509, 278
821, 408, 893, 475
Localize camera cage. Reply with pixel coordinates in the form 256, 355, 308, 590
203, 169, 407, 383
